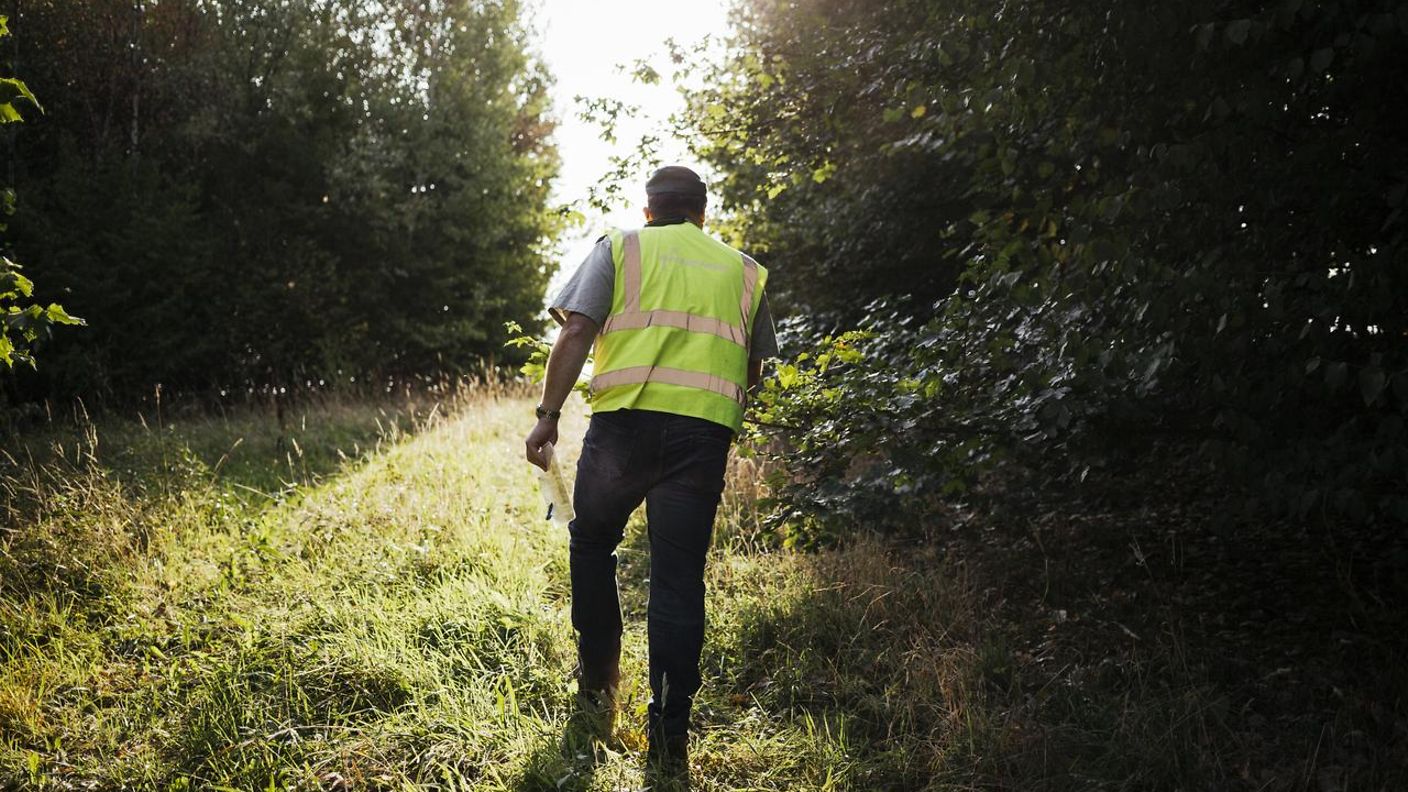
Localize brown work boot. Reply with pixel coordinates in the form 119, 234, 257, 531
576, 655, 620, 702
576, 638, 620, 700
572, 658, 620, 738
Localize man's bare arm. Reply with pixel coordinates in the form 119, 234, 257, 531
540, 312, 597, 411
524, 312, 598, 469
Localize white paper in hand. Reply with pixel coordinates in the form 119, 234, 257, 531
535, 442, 575, 526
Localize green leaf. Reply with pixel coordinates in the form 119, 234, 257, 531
1359, 365, 1387, 406
0, 77, 41, 120
45, 303, 85, 326
0, 78, 38, 107
776, 363, 799, 389
1, 270, 34, 299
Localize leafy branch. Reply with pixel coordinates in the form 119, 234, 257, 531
0, 15, 83, 370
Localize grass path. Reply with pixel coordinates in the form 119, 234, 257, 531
3, 393, 977, 790
10, 390, 1389, 789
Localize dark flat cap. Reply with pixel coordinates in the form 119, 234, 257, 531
645, 165, 707, 197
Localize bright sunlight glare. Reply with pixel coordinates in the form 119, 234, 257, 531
534, 0, 733, 296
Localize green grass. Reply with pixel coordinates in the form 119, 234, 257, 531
1, 387, 1381, 789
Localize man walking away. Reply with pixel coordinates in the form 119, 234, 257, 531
524, 165, 778, 773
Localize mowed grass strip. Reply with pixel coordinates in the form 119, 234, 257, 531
2, 389, 1023, 791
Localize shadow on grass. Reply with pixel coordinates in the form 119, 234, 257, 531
706, 534, 1261, 789
697, 508, 1408, 791
105, 395, 433, 498
692, 539, 987, 790
2, 393, 441, 515
512, 696, 694, 792
513, 698, 612, 792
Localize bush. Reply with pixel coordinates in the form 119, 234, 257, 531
691, 0, 1408, 528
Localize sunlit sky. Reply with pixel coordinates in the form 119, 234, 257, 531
533, 0, 733, 297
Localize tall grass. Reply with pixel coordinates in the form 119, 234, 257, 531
0, 384, 1347, 790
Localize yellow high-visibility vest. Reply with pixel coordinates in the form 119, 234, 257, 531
590, 222, 767, 432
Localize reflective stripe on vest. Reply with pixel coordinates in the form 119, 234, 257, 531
601, 309, 747, 346
591, 365, 745, 406
599, 231, 759, 350
621, 231, 642, 314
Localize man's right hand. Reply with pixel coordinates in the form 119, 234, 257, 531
525, 417, 559, 470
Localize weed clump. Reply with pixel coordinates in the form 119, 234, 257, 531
1, 442, 144, 613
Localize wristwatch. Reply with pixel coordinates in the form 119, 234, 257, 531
535, 404, 561, 421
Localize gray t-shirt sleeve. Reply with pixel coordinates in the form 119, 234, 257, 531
549, 237, 614, 327
750, 292, 780, 361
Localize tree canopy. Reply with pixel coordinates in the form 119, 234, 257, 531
5, 0, 558, 402
682, 0, 1408, 533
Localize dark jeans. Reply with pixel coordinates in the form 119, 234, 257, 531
569, 408, 733, 737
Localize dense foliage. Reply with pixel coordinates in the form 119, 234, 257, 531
686, 0, 1408, 533
0, 15, 82, 371
4, 0, 557, 402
